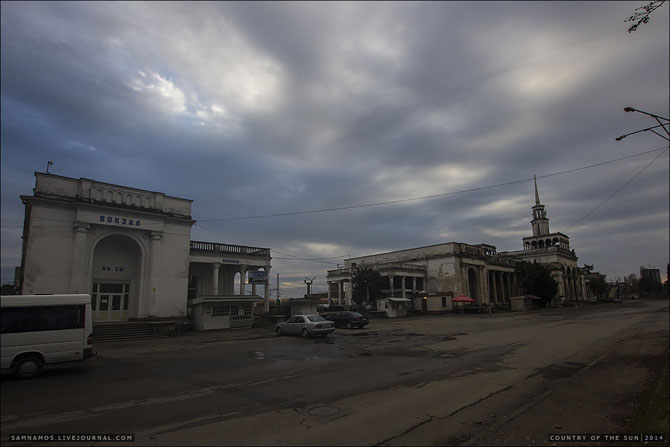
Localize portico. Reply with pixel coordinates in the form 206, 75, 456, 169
188, 241, 272, 312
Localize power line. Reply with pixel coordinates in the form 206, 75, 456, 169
563, 148, 668, 232
199, 147, 667, 223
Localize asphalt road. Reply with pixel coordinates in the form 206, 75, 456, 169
1, 299, 668, 446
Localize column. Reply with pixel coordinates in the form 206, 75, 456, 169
264, 266, 271, 300
498, 272, 504, 304
338, 281, 343, 305
491, 271, 498, 304
412, 277, 417, 297
239, 265, 247, 295
69, 222, 90, 293
480, 266, 487, 304
252, 273, 257, 296
503, 274, 510, 303
389, 275, 395, 297
148, 231, 163, 317
401, 276, 406, 299
212, 262, 220, 296
327, 282, 332, 304
264, 265, 271, 313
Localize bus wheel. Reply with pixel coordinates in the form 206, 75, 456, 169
14, 355, 43, 379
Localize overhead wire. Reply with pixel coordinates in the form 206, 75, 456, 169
2, 146, 667, 267
562, 147, 669, 232
198, 147, 667, 223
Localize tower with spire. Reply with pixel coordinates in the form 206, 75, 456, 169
531, 175, 550, 237
500, 175, 586, 304
521, 176, 571, 251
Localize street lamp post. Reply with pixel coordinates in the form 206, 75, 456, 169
616, 107, 669, 142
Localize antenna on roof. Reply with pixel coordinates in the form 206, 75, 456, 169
46, 160, 54, 174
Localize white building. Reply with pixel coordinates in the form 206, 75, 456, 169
327, 242, 520, 312
17, 173, 271, 327
326, 177, 586, 309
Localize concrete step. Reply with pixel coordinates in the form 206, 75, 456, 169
93, 333, 167, 343
92, 322, 163, 342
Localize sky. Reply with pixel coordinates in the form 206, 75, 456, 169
1, 1, 668, 297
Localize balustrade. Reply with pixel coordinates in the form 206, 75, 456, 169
190, 240, 270, 257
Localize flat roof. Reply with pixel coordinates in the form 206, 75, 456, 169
1, 294, 91, 307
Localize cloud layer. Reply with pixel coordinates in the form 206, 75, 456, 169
2, 2, 668, 294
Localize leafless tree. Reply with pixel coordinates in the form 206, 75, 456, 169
625, 0, 666, 32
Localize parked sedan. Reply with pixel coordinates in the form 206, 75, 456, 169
327, 311, 369, 329
274, 315, 335, 338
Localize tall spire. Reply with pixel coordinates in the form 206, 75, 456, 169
531, 174, 549, 237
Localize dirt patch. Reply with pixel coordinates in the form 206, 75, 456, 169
466, 330, 669, 446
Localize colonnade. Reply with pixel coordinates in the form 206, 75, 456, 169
487, 269, 520, 305
205, 262, 271, 301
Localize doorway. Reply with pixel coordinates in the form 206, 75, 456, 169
92, 283, 130, 322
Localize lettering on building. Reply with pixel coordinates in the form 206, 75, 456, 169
99, 215, 141, 227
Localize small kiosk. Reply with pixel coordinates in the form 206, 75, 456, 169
376, 298, 412, 318
188, 296, 259, 331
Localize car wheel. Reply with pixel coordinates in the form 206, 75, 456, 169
14, 355, 43, 379
301, 328, 310, 338
275, 327, 283, 336
347, 322, 353, 329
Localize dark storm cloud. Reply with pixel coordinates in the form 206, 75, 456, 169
1, 1, 668, 289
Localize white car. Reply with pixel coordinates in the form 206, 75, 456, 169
274, 315, 335, 338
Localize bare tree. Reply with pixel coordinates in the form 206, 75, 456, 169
625, 1, 666, 32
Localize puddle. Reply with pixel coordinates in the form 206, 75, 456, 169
528, 362, 586, 380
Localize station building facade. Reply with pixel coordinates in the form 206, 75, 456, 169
327, 178, 586, 309
17, 173, 271, 325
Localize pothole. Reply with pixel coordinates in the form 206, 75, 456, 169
307, 405, 341, 417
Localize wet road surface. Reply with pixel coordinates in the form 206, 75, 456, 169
1, 299, 667, 445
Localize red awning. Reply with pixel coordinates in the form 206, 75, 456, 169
452, 295, 475, 303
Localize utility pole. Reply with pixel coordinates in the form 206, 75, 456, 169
276, 273, 280, 299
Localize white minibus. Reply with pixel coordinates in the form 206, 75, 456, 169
1, 294, 94, 379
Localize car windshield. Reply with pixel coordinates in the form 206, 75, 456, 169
306, 315, 326, 322
350, 312, 363, 317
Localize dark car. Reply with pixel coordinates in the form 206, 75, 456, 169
327, 311, 369, 329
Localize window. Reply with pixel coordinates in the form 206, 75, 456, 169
243, 305, 252, 316
112, 295, 121, 311
100, 283, 124, 293
92, 283, 129, 311
187, 275, 198, 300
442, 297, 447, 307
1, 305, 84, 334
212, 305, 231, 317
